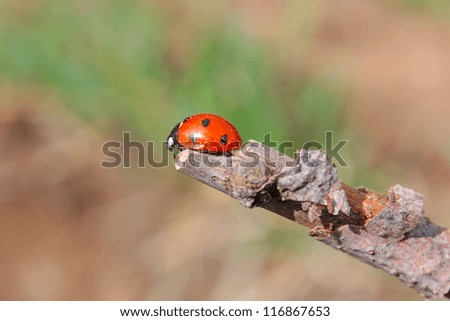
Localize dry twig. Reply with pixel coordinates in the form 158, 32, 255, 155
174, 141, 450, 299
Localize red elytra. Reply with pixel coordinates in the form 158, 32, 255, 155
166, 113, 242, 155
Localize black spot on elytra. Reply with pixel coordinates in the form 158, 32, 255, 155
201, 118, 210, 127
220, 134, 228, 145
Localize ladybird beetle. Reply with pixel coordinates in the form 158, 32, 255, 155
166, 113, 242, 155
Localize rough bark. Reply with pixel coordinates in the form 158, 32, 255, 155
174, 141, 450, 299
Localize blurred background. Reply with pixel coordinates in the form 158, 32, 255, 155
0, 0, 449, 300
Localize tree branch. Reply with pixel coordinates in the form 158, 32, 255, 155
174, 141, 450, 299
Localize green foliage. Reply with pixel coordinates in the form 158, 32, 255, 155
0, 1, 169, 136
294, 78, 344, 145
0, 1, 343, 145
0, 0, 352, 194
386, 0, 450, 19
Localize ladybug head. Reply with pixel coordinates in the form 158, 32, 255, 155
166, 123, 179, 152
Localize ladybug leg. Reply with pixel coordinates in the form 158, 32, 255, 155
171, 145, 185, 158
